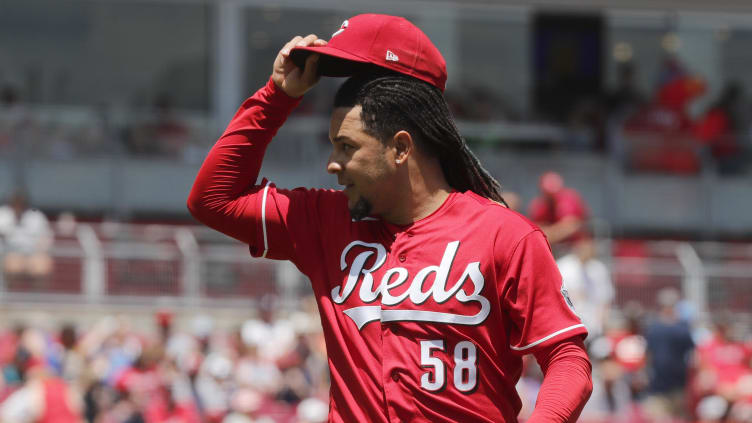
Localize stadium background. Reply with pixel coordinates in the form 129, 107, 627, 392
1, 0, 751, 422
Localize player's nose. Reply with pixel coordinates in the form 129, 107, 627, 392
327, 154, 343, 174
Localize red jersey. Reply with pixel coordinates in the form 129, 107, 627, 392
528, 188, 587, 227
189, 78, 588, 423
697, 336, 752, 385
39, 378, 81, 423
528, 188, 588, 244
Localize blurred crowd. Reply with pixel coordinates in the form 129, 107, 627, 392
582, 288, 752, 423
2, 290, 751, 423
2, 53, 751, 175
448, 56, 751, 176
0, 174, 750, 423
2, 60, 752, 419
517, 287, 752, 423
0, 86, 209, 163
609, 58, 749, 176
515, 171, 752, 422
0, 297, 330, 423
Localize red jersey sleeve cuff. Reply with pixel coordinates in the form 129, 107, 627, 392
263, 76, 304, 109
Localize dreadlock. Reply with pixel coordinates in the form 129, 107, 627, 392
333, 71, 507, 206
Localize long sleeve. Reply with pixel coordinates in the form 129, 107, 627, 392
187, 77, 301, 244
527, 337, 593, 423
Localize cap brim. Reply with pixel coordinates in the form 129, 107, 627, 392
290, 46, 372, 77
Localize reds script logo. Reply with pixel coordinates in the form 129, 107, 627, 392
333, 240, 490, 330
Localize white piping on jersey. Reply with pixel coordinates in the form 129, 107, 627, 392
352, 217, 379, 222
260, 181, 272, 258
510, 323, 586, 351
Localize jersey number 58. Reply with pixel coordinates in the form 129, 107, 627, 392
420, 340, 477, 393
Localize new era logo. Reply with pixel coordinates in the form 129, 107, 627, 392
386, 50, 399, 62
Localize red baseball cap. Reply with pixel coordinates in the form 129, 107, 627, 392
289, 14, 447, 91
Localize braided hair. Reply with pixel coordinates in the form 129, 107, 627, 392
333, 72, 507, 206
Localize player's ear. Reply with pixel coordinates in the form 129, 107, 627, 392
392, 130, 413, 164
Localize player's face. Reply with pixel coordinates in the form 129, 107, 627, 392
328, 106, 399, 220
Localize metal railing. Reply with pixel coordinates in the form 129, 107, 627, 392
0, 223, 300, 310
1, 223, 750, 316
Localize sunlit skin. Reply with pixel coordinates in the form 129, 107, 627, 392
327, 105, 452, 225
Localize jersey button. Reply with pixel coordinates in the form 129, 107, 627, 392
391, 371, 400, 382
398, 254, 406, 262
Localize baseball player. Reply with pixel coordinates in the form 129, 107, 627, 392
189, 14, 592, 422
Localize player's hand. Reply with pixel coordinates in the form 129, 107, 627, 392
272, 34, 327, 98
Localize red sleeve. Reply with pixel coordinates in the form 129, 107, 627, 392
187, 77, 301, 246
528, 337, 593, 423
243, 184, 349, 275
501, 230, 588, 354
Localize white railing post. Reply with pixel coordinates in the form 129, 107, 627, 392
77, 224, 105, 302
176, 228, 201, 305
676, 242, 708, 313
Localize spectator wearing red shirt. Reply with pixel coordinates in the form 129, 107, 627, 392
619, 57, 707, 174
0, 353, 84, 423
693, 82, 746, 175
528, 171, 589, 247
692, 313, 752, 419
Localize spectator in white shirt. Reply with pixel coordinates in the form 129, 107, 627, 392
557, 237, 615, 339
0, 191, 53, 284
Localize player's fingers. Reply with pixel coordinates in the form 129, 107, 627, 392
313, 38, 328, 46
301, 53, 320, 84
296, 34, 318, 47
280, 35, 304, 58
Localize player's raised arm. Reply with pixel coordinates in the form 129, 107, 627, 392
186, 35, 325, 244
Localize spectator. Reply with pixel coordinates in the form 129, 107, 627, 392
151, 93, 191, 158
124, 93, 192, 160
692, 312, 752, 421
566, 96, 607, 151
295, 397, 328, 423
619, 57, 707, 174
556, 237, 614, 339
0, 191, 54, 286
694, 82, 747, 175
584, 303, 648, 420
642, 288, 695, 421
0, 85, 26, 154
0, 329, 84, 423
527, 171, 589, 248
56, 324, 86, 386
604, 62, 647, 118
